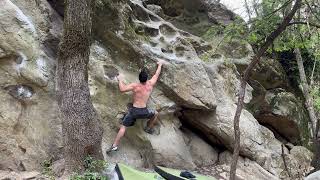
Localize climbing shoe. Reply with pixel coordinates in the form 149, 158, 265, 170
106, 145, 118, 154
144, 127, 155, 135
180, 171, 196, 179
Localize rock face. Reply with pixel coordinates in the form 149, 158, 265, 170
0, 0, 62, 171
0, 170, 43, 180
143, 0, 236, 36
218, 151, 280, 180
253, 89, 311, 145
182, 129, 219, 167
306, 171, 320, 180
236, 58, 312, 146
0, 0, 314, 179
235, 58, 289, 90
94, 0, 217, 110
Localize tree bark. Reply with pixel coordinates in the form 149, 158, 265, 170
310, 51, 317, 87
295, 47, 320, 171
295, 48, 317, 136
229, 0, 302, 179
56, 0, 104, 173
288, 21, 320, 28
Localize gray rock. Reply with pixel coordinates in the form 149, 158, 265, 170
287, 146, 314, 178
234, 58, 289, 90
0, 0, 62, 171
305, 171, 320, 180
182, 129, 219, 167
0, 171, 42, 180
218, 151, 280, 180
251, 88, 311, 145
52, 159, 65, 177
235, 57, 311, 146
146, 4, 163, 16
93, 0, 217, 110
124, 105, 196, 169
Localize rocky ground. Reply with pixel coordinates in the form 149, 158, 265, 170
0, 0, 316, 179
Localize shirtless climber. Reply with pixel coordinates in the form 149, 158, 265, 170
106, 60, 166, 154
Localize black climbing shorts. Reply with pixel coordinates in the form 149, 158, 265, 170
122, 107, 156, 127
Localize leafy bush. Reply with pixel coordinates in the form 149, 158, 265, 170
41, 159, 55, 180
70, 156, 108, 180
70, 172, 108, 180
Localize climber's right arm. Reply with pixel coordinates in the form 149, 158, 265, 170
149, 60, 165, 86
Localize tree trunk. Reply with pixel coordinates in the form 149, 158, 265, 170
310, 55, 317, 86
56, 0, 104, 173
294, 47, 320, 171
229, 1, 302, 179
295, 48, 317, 136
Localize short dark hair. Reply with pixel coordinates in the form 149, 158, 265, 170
139, 69, 148, 83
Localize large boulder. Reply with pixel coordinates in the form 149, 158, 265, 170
89, 42, 196, 169
196, 0, 236, 24
0, 0, 62, 171
181, 103, 313, 178
93, 0, 217, 110
235, 57, 311, 146
287, 146, 313, 178
181, 104, 286, 176
252, 88, 311, 145
180, 60, 313, 177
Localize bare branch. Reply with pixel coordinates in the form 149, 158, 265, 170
289, 21, 320, 28
305, 0, 320, 22
244, 0, 252, 22
246, 0, 293, 25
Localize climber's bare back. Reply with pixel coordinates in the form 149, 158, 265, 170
131, 81, 154, 108
116, 60, 165, 108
